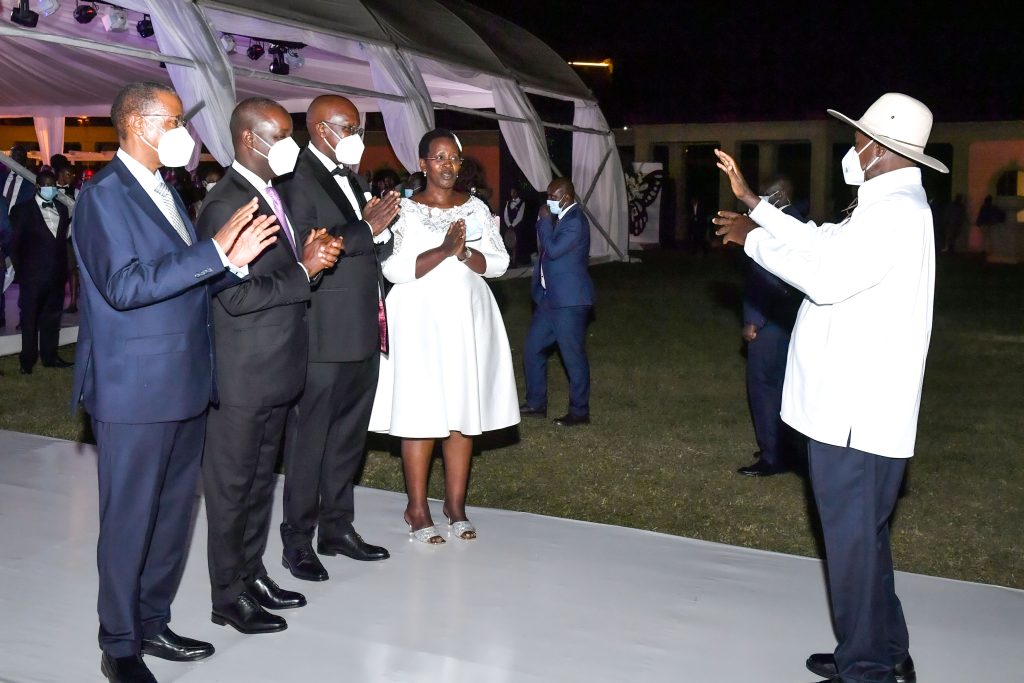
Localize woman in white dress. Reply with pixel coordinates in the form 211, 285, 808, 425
369, 129, 520, 544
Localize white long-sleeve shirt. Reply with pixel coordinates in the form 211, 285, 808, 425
744, 167, 934, 459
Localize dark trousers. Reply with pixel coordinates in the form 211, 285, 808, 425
281, 355, 379, 548
807, 438, 909, 683
18, 278, 63, 369
746, 322, 790, 467
203, 402, 288, 609
523, 295, 591, 416
93, 414, 205, 657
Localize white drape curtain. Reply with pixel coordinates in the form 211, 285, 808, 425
572, 101, 627, 260
144, 0, 236, 166
362, 45, 434, 173
32, 116, 65, 166
491, 78, 552, 192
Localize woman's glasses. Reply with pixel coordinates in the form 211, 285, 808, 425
424, 153, 464, 165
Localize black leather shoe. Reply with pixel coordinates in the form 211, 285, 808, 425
553, 413, 590, 427
100, 653, 156, 683
282, 544, 329, 581
42, 357, 73, 368
519, 403, 547, 418
806, 652, 915, 683
246, 575, 306, 610
211, 592, 287, 634
318, 530, 390, 561
141, 626, 214, 662
736, 460, 789, 477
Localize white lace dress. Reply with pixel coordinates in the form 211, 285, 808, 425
369, 196, 520, 438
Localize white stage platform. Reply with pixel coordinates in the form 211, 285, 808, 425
1, 430, 1022, 682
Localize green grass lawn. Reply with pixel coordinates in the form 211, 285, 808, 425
2, 249, 1022, 588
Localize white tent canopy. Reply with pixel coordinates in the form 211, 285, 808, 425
0, 0, 627, 259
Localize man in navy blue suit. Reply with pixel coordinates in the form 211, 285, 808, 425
521, 178, 595, 426
72, 81, 279, 683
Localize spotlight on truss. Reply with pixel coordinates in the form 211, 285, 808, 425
101, 6, 128, 32
10, 0, 39, 27
219, 33, 236, 54
247, 41, 264, 61
38, 0, 60, 17
270, 53, 289, 76
283, 49, 304, 69
73, 1, 96, 24
136, 14, 153, 38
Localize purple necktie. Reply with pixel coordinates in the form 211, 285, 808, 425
264, 186, 296, 257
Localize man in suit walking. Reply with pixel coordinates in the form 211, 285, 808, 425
520, 178, 595, 427
199, 97, 342, 635
73, 81, 279, 683
276, 94, 400, 581
9, 169, 72, 373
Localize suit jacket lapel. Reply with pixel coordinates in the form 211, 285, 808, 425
229, 166, 299, 259
302, 148, 359, 224
112, 158, 192, 246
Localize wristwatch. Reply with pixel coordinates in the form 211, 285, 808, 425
458, 247, 472, 262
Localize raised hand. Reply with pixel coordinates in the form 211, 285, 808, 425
213, 198, 260, 255
441, 219, 466, 257
714, 149, 759, 209
301, 228, 344, 277
712, 210, 759, 247
226, 213, 279, 268
363, 190, 401, 235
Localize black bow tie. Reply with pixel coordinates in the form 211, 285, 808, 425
41, 201, 55, 209
332, 166, 354, 180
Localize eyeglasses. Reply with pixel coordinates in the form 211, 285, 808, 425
424, 153, 464, 165
139, 113, 185, 128
322, 121, 364, 137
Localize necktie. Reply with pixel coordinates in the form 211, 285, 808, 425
153, 183, 192, 245
264, 186, 297, 256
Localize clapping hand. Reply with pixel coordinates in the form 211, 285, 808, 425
363, 190, 401, 235
441, 219, 466, 257
713, 211, 759, 247
301, 228, 344, 277
215, 199, 280, 268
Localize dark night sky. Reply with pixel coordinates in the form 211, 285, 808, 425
469, 0, 1024, 126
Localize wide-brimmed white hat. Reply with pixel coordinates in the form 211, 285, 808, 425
828, 93, 949, 174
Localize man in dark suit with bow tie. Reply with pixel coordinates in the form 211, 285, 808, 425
9, 169, 71, 374
198, 97, 343, 635
72, 81, 279, 683
275, 94, 400, 581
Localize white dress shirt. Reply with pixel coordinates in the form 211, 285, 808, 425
36, 194, 60, 237
230, 160, 309, 280
116, 149, 246, 277
4, 173, 24, 214
306, 142, 391, 245
744, 167, 934, 459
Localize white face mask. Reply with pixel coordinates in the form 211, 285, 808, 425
139, 120, 195, 169
323, 124, 365, 166
204, 181, 217, 191
841, 140, 880, 186
546, 198, 563, 216
252, 132, 300, 177
403, 188, 413, 198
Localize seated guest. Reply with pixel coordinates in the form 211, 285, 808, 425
369, 128, 519, 544
9, 170, 72, 374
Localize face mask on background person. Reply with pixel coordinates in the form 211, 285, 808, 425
252, 132, 300, 177
138, 118, 195, 169
841, 139, 880, 186
38, 186, 59, 202
204, 181, 217, 192
404, 188, 414, 198
322, 124, 365, 166
546, 198, 563, 216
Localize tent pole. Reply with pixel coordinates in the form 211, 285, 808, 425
549, 160, 626, 261
0, 25, 193, 67
581, 145, 615, 205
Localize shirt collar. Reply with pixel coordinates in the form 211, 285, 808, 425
306, 142, 338, 173
116, 148, 163, 193
231, 160, 271, 192
560, 202, 578, 217
856, 167, 922, 206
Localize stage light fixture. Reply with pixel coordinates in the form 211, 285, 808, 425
10, 0, 39, 27
219, 33, 236, 54
246, 41, 264, 60
38, 0, 61, 17
136, 14, 153, 38
269, 54, 289, 76
101, 6, 128, 32
283, 49, 304, 69
73, 1, 96, 24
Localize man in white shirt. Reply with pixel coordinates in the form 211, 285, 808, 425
714, 93, 947, 683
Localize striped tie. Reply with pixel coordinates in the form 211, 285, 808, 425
154, 183, 192, 245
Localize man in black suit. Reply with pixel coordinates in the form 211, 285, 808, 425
276, 94, 401, 581
9, 170, 71, 374
198, 97, 343, 635
2, 144, 35, 328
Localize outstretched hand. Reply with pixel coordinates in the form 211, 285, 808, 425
714, 149, 759, 210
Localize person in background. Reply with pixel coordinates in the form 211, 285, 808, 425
520, 178, 595, 427
0, 194, 10, 328
502, 185, 524, 265
942, 193, 967, 253
10, 170, 71, 373
54, 164, 81, 314
398, 171, 425, 198
736, 176, 805, 477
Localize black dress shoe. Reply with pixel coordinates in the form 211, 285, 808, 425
519, 403, 547, 418
141, 626, 214, 662
246, 575, 306, 610
100, 653, 156, 683
211, 592, 287, 634
806, 652, 915, 683
553, 413, 590, 427
42, 357, 73, 368
282, 544, 329, 581
318, 530, 390, 561
736, 460, 789, 477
